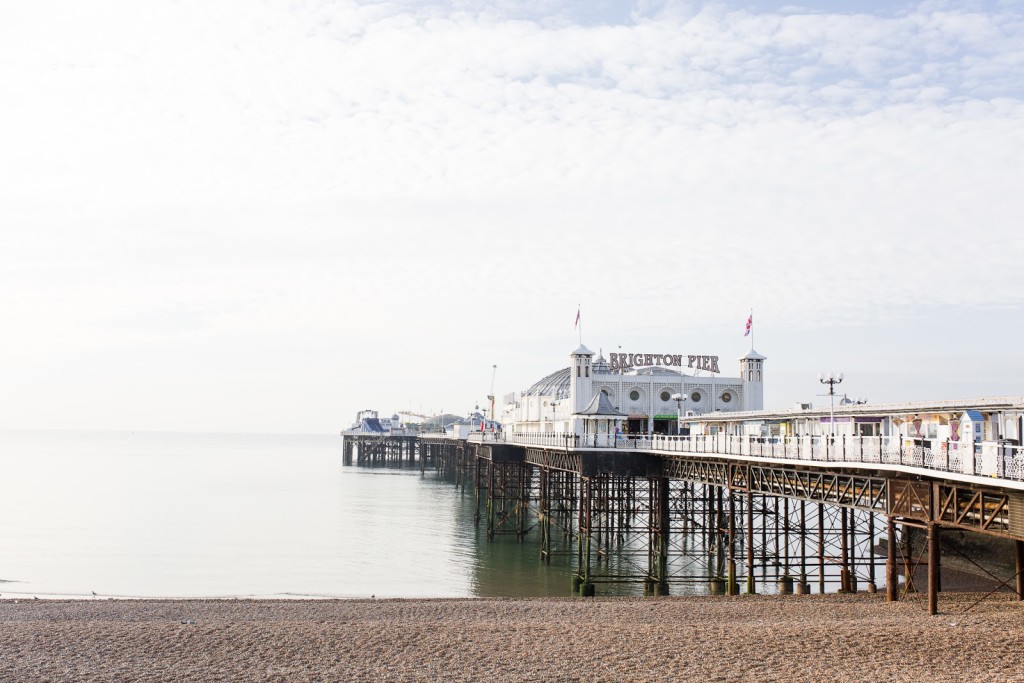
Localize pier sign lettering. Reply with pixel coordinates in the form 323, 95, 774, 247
609, 353, 719, 374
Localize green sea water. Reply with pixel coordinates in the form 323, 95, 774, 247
0, 430, 582, 599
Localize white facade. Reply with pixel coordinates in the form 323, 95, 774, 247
503, 345, 765, 435
689, 397, 1024, 444
445, 411, 501, 438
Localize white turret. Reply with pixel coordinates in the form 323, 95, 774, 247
740, 350, 766, 411
570, 345, 595, 435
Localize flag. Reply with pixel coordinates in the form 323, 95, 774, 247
744, 313, 752, 337
574, 306, 580, 328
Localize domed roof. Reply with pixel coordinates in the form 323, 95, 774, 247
592, 353, 610, 374
524, 367, 571, 398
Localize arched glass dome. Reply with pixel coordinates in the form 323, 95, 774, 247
523, 367, 571, 399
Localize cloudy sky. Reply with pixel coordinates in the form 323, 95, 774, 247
2, 0, 1022, 433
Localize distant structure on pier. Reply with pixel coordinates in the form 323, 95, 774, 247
342, 409, 497, 437
502, 345, 765, 436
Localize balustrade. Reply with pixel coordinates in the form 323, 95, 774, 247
494, 430, 1024, 484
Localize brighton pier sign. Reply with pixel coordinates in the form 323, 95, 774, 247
609, 352, 720, 374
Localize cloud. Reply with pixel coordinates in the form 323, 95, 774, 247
1, 0, 1022, 429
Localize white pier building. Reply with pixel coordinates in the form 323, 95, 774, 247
502, 345, 765, 436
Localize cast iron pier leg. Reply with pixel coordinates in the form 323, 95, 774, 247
727, 489, 737, 595
486, 461, 495, 540
867, 511, 877, 593
840, 507, 850, 593
817, 503, 826, 594
746, 490, 756, 594
886, 516, 898, 602
473, 453, 481, 526
658, 476, 670, 595
928, 523, 940, 616
798, 500, 808, 594
1016, 540, 1024, 601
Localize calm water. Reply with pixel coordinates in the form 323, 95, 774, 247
0, 430, 580, 599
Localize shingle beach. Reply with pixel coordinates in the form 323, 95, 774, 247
2, 593, 1022, 682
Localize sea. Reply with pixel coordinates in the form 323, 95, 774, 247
0, 430, 592, 599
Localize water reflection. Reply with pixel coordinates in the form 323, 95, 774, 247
0, 431, 869, 599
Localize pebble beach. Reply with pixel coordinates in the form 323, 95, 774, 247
2, 593, 1022, 682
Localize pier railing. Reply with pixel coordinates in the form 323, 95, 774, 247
497, 431, 1024, 482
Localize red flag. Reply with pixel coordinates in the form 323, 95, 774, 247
744, 313, 752, 337
574, 306, 580, 328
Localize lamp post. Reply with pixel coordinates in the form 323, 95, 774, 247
671, 393, 686, 436
818, 372, 844, 437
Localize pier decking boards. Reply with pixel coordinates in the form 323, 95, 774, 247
341, 432, 1024, 615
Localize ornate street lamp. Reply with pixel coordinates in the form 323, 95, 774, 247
671, 393, 687, 436
818, 372, 844, 437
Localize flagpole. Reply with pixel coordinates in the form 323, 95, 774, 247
578, 303, 582, 346
750, 308, 754, 351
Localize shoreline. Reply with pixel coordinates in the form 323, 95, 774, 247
1, 554, 1012, 602
3, 593, 1022, 681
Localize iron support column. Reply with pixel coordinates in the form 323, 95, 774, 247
727, 489, 737, 596
658, 476, 670, 594
928, 523, 940, 616
817, 503, 825, 594
746, 491, 756, 594
1016, 540, 1024, 601
886, 516, 898, 602
840, 507, 850, 593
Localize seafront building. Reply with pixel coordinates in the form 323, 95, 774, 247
494, 344, 1024, 449
692, 397, 1022, 444
346, 344, 1024, 451
501, 345, 765, 436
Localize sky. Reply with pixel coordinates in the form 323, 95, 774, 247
2, 0, 1023, 434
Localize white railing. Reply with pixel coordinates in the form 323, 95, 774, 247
493, 431, 1024, 483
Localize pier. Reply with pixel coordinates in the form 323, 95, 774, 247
342, 427, 1024, 615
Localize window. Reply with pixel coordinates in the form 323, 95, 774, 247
690, 391, 702, 403
721, 392, 732, 403
629, 390, 640, 401
660, 390, 671, 402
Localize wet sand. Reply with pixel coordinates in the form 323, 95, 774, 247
2, 593, 1023, 682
